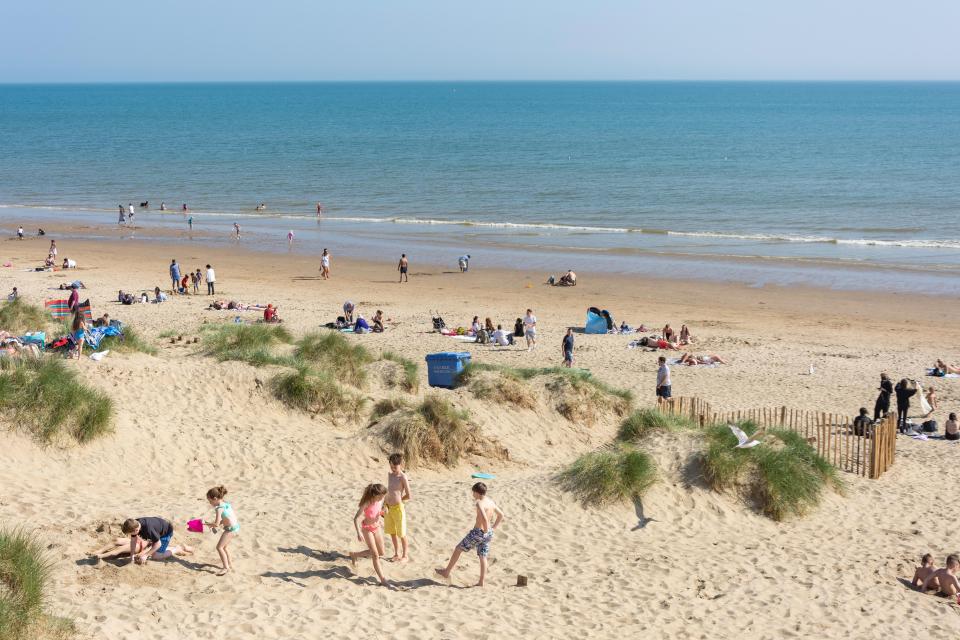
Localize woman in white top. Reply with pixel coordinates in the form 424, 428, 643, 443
523, 309, 537, 350
320, 249, 331, 280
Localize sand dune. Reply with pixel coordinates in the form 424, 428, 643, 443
2, 235, 959, 639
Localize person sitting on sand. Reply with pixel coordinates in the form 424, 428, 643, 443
349, 483, 389, 586
513, 318, 524, 338
179, 274, 189, 295
491, 324, 513, 347
935, 359, 960, 375
913, 553, 937, 589
945, 413, 959, 441
7, 287, 18, 301
679, 324, 693, 345
44, 253, 56, 268
921, 555, 960, 597
62, 258, 77, 269
924, 386, 939, 418
558, 269, 577, 286
470, 316, 481, 335
853, 407, 873, 437
678, 353, 727, 366
372, 310, 385, 333
117, 517, 194, 565
154, 286, 167, 303
139, 291, 149, 304
263, 304, 281, 323
435, 482, 505, 587
355, 314, 370, 334
92, 313, 110, 328
662, 324, 676, 344
484, 317, 495, 333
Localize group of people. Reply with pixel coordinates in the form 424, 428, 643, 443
90, 456, 505, 587
340, 301, 385, 333
912, 553, 960, 598
168, 260, 217, 296
862, 372, 951, 436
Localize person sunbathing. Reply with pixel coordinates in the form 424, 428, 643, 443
678, 353, 727, 366
935, 359, 960, 375
638, 337, 679, 350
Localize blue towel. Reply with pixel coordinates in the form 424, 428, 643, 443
84, 325, 122, 350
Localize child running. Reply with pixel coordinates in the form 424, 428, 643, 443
913, 553, 937, 589
205, 485, 240, 576
384, 453, 412, 563
110, 517, 193, 565
435, 482, 505, 587
349, 483, 389, 586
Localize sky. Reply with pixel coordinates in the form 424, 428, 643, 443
2, 0, 958, 82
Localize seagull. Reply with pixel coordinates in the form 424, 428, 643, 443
728, 423, 761, 449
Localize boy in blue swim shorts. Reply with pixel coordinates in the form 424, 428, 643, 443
435, 482, 505, 587
121, 517, 193, 565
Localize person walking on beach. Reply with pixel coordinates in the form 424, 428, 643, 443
349, 483, 389, 586
205, 264, 216, 295
188, 216, 193, 230
316, 202, 323, 216
287, 230, 294, 246
874, 373, 893, 420
128, 203, 135, 224
458, 254, 471, 272
233, 222, 241, 240
169, 259, 181, 294
656, 356, 672, 399
118, 205, 126, 224
562, 328, 575, 367
320, 248, 331, 280
384, 453, 411, 563
17, 225, 23, 240
398, 254, 409, 283
49, 240, 57, 258
523, 309, 537, 350
435, 482, 505, 587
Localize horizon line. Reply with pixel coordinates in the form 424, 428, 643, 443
2, 78, 960, 86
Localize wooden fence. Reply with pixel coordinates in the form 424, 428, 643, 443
657, 397, 897, 479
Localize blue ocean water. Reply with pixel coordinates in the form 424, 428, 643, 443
1, 82, 959, 292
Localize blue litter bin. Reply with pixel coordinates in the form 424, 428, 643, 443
425, 351, 472, 388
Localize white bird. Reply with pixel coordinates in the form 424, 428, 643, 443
728, 423, 761, 449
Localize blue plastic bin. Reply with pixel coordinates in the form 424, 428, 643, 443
425, 351, 472, 388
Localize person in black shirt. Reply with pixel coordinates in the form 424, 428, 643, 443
562, 328, 575, 367
853, 407, 873, 437
894, 379, 917, 432
874, 373, 893, 421
120, 517, 193, 564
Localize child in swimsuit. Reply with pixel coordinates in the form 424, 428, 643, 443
205, 485, 240, 576
913, 553, 937, 589
436, 482, 505, 587
384, 453, 412, 563
350, 483, 389, 585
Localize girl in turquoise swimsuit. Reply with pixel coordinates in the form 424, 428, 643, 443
205, 485, 239, 576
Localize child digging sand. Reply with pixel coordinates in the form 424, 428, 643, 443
913, 553, 936, 589
435, 482, 505, 587
350, 483, 389, 586
205, 485, 240, 576
91, 517, 193, 565
385, 453, 412, 563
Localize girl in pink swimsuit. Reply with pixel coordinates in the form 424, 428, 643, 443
349, 483, 389, 585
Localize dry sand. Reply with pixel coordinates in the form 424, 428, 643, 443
2, 231, 960, 639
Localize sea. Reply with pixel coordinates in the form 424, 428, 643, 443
2, 82, 959, 294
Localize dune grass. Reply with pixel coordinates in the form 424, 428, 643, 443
458, 363, 632, 419
370, 397, 409, 423
558, 443, 658, 506
702, 422, 843, 521
380, 351, 419, 393
377, 396, 506, 467
270, 364, 365, 419
202, 323, 293, 366
0, 359, 113, 443
0, 528, 74, 640
616, 408, 697, 443
463, 369, 537, 409
0, 299, 48, 334
294, 332, 373, 387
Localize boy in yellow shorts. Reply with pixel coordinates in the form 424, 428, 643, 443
385, 453, 411, 562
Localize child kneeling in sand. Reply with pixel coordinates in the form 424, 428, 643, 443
920, 554, 960, 597
435, 482, 504, 587
350, 483, 389, 586
93, 517, 193, 564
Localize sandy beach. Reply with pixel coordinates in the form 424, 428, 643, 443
2, 229, 960, 639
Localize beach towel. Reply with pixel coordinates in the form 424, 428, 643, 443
45, 298, 92, 321
20, 332, 45, 350
83, 325, 122, 350
927, 368, 960, 378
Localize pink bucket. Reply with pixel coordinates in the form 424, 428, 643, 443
186, 519, 204, 533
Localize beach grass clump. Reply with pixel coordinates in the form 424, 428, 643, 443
376, 396, 507, 467
370, 397, 410, 423
294, 332, 373, 387
270, 364, 366, 419
702, 422, 843, 521
96, 327, 157, 356
616, 408, 697, 443
462, 369, 537, 409
202, 323, 293, 366
380, 351, 419, 393
558, 443, 657, 506
0, 527, 75, 640
0, 299, 48, 334
0, 359, 113, 443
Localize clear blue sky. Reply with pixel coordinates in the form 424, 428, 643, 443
2, 0, 958, 82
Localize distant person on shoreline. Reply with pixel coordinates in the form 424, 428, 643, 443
398, 254, 409, 283
458, 254, 471, 272
656, 356, 672, 399
320, 248, 331, 279
17, 225, 23, 240
287, 230, 294, 245
874, 373, 893, 420
233, 222, 241, 240
206, 264, 216, 295
182, 203, 188, 212
160, 201, 166, 211
558, 270, 577, 286
118, 205, 126, 224
128, 203, 135, 224
316, 202, 323, 216
169, 259, 181, 293
188, 216, 193, 230
435, 482, 504, 587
